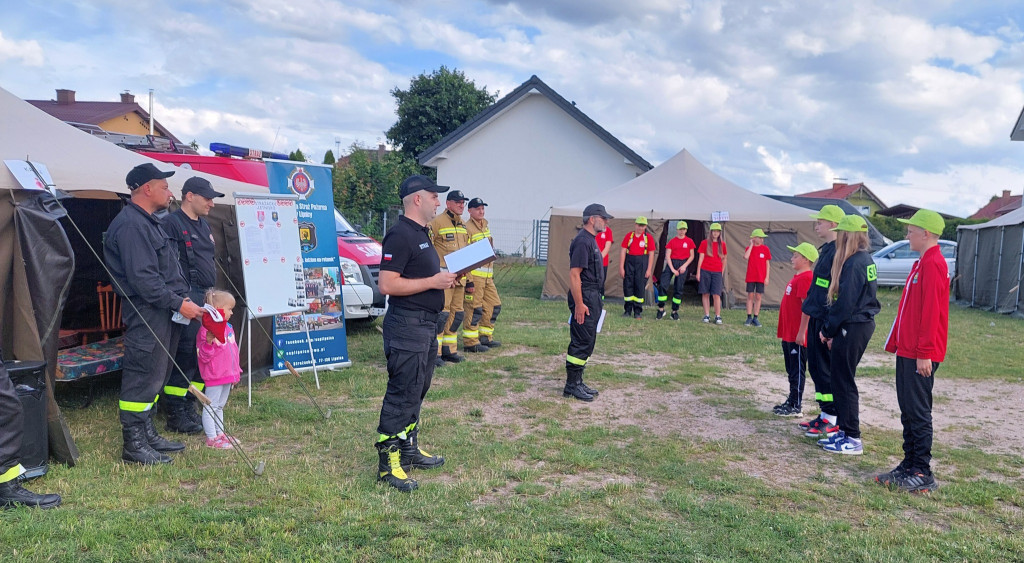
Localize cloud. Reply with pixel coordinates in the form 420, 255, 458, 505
0, 31, 44, 66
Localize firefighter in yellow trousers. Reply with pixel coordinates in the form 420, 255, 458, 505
429, 190, 470, 365
463, 198, 502, 352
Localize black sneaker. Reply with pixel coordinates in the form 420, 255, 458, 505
875, 465, 908, 488
714, 316, 723, 325
777, 404, 803, 417
633, 313, 643, 319
670, 311, 679, 321
744, 317, 752, 326
702, 315, 711, 323
751, 318, 762, 327
656, 310, 665, 320
772, 399, 791, 412
892, 471, 938, 493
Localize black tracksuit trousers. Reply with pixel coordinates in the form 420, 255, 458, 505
781, 341, 807, 408
896, 356, 938, 475
830, 320, 874, 439
0, 356, 24, 479
806, 317, 837, 416
658, 259, 686, 311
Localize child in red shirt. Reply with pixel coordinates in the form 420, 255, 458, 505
595, 226, 614, 297
697, 223, 727, 324
876, 210, 948, 494
773, 243, 817, 417
656, 221, 695, 320
744, 229, 772, 327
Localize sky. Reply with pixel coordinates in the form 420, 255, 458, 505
2, 0, 1024, 217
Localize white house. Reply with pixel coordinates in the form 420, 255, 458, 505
419, 75, 651, 256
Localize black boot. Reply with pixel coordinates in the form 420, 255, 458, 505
464, 343, 489, 353
376, 438, 418, 492
579, 380, 600, 397
480, 336, 501, 348
400, 430, 445, 470
183, 397, 205, 429
122, 424, 173, 465
440, 346, 464, 363
165, 400, 203, 435
144, 416, 186, 453
0, 479, 61, 509
563, 370, 594, 402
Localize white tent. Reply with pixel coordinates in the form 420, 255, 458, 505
1, 85, 274, 463
543, 149, 819, 306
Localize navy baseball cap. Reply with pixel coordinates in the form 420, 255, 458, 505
182, 177, 225, 199
583, 203, 613, 219
399, 175, 450, 199
126, 163, 174, 190
468, 197, 487, 208
447, 190, 468, 202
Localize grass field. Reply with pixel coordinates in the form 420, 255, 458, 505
4, 265, 1023, 562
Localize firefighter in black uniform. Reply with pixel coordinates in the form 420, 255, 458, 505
565, 203, 614, 401
0, 348, 62, 509
160, 177, 224, 434
375, 175, 458, 492
104, 163, 204, 465
798, 204, 844, 438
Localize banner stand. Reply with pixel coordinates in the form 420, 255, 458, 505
300, 312, 321, 390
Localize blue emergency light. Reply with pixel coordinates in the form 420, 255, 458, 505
209, 142, 289, 161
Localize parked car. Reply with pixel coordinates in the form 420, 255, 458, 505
871, 240, 957, 286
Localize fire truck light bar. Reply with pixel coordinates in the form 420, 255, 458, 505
209, 142, 289, 161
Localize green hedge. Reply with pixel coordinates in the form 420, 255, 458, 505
869, 214, 987, 242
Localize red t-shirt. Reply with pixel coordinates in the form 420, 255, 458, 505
595, 227, 614, 267
745, 244, 772, 283
621, 231, 656, 256
665, 236, 695, 262
778, 271, 812, 343
697, 240, 727, 272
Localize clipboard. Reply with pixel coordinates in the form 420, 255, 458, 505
445, 239, 496, 275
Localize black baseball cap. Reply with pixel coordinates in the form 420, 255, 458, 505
583, 203, 613, 219
182, 177, 225, 199
447, 190, 468, 202
468, 197, 487, 208
126, 163, 175, 190
399, 175, 450, 198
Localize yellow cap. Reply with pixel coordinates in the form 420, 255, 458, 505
750, 228, 767, 238
709, 222, 722, 231
810, 204, 845, 224
786, 242, 819, 262
831, 214, 868, 232
897, 209, 945, 235
676, 220, 688, 230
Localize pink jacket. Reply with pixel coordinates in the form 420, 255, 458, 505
196, 324, 242, 387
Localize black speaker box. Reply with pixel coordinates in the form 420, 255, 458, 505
5, 360, 49, 479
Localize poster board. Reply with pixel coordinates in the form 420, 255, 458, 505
234, 192, 306, 318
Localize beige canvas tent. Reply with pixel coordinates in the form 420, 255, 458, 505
543, 149, 820, 307
1, 85, 275, 464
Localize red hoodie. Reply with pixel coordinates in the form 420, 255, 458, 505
884, 245, 949, 362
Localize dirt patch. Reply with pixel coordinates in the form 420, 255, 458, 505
590, 352, 677, 378
714, 356, 1024, 458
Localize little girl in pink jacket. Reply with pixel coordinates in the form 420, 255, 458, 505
196, 290, 242, 449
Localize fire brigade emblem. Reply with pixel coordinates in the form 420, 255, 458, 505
299, 222, 317, 253
288, 167, 314, 200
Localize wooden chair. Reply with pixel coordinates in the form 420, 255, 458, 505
79, 282, 124, 344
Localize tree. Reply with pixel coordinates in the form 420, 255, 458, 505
333, 142, 422, 239
288, 149, 306, 162
189, 139, 200, 151
323, 150, 336, 165
386, 66, 497, 160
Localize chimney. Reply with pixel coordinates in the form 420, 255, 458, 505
56, 89, 75, 105
832, 182, 845, 190
120, 91, 135, 104
1003, 189, 1011, 199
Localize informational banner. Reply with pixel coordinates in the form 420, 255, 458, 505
264, 160, 350, 374
233, 193, 306, 318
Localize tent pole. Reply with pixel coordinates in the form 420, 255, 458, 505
971, 235, 980, 307
994, 227, 1005, 311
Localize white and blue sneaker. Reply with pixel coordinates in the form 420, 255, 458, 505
821, 434, 863, 455
817, 430, 845, 446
